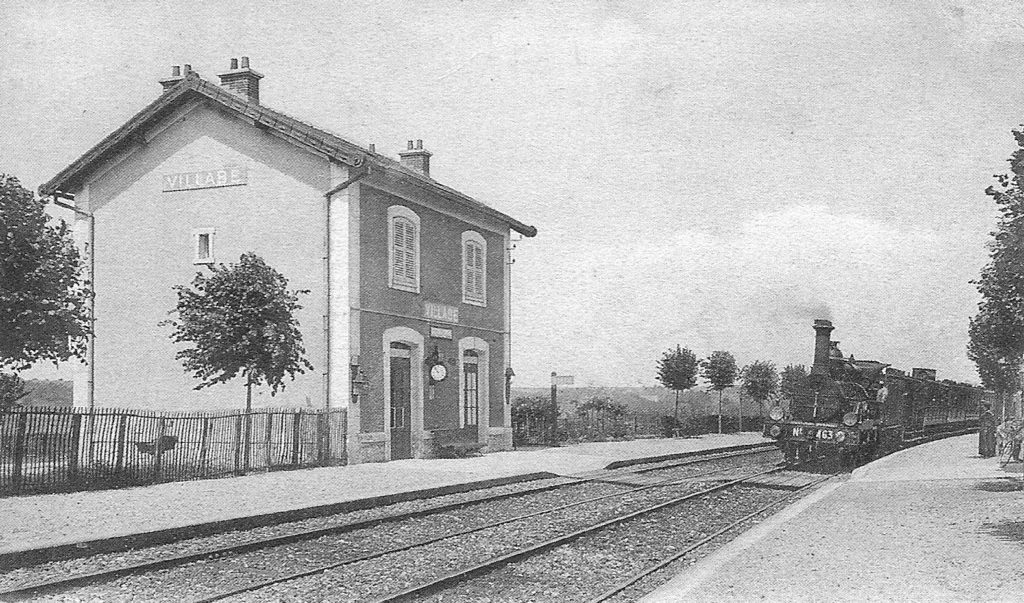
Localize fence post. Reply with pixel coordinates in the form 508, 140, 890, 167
153, 417, 167, 481
242, 412, 252, 473
114, 414, 127, 475
233, 414, 243, 475
320, 411, 330, 463
199, 418, 210, 476
265, 411, 273, 469
11, 413, 28, 494
69, 413, 83, 484
318, 412, 327, 464
291, 410, 302, 466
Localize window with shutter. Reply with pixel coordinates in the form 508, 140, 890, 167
461, 231, 486, 306
388, 206, 420, 293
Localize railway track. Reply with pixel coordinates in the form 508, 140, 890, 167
368, 466, 802, 603
0, 444, 778, 602
587, 471, 834, 603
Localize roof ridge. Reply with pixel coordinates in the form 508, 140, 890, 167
40, 72, 536, 236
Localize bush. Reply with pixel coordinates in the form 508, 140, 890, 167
661, 415, 683, 437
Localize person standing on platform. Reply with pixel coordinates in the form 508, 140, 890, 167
1010, 419, 1024, 462
979, 404, 997, 458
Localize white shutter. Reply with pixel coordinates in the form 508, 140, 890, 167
463, 241, 484, 302
404, 222, 416, 282
473, 243, 484, 298
392, 218, 417, 287
393, 219, 406, 282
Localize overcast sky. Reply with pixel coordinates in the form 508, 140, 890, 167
4, 0, 1023, 388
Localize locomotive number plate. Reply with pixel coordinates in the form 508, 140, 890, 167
818, 430, 834, 440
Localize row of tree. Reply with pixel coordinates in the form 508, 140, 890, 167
1, 174, 312, 411
969, 129, 1024, 417
655, 345, 807, 432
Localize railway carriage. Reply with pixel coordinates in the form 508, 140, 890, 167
765, 319, 984, 465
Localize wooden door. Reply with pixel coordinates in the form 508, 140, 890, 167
390, 356, 412, 460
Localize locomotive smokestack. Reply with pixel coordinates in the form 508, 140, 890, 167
812, 319, 834, 375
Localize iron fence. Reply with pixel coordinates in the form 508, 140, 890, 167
0, 407, 346, 496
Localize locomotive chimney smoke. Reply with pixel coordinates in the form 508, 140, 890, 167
811, 319, 834, 375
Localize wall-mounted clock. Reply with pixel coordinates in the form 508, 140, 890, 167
430, 363, 448, 382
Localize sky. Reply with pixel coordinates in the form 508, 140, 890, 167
3, 0, 1024, 388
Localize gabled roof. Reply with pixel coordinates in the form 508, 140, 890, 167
40, 72, 537, 237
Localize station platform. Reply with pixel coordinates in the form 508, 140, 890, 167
0, 432, 769, 568
644, 433, 1024, 602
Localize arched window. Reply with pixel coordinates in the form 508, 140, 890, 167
461, 231, 486, 306
388, 206, 420, 293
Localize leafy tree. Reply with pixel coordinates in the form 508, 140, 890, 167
162, 252, 313, 411
512, 396, 559, 423
0, 175, 90, 370
969, 127, 1024, 417
656, 345, 699, 422
575, 395, 626, 419
701, 350, 737, 434
968, 308, 1021, 417
740, 360, 779, 419
0, 372, 27, 411
779, 364, 808, 403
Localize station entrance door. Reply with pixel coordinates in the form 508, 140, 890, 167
389, 344, 412, 460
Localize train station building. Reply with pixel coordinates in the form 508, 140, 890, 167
40, 59, 536, 463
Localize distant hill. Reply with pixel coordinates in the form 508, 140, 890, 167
511, 385, 761, 418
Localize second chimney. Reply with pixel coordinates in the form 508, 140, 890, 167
217, 56, 263, 103
399, 139, 432, 176
811, 319, 834, 375
159, 65, 184, 91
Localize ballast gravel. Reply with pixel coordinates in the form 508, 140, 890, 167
429, 485, 790, 602
225, 464, 781, 601
9, 450, 780, 602
0, 476, 571, 591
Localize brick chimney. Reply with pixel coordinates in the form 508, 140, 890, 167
399, 139, 432, 176
159, 64, 193, 91
217, 57, 263, 103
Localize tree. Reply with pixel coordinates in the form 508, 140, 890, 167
656, 345, 699, 422
512, 395, 560, 444
0, 372, 27, 411
575, 395, 626, 420
0, 175, 90, 370
968, 308, 1021, 419
575, 395, 627, 438
513, 396, 559, 423
701, 350, 737, 434
780, 364, 808, 404
969, 127, 1024, 418
162, 252, 313, 411
741, 360, 779, 422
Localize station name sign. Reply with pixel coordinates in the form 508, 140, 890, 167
162, 167, 248, 192
423, 301, 459, 324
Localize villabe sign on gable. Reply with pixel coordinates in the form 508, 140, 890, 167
162, 167, 248, 192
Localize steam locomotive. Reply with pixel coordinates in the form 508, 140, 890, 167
764, 319, 985, 465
